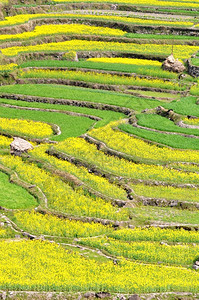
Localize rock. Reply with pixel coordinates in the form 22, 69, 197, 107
195, 260, 199, 266
0, 292, 6, 300
128, 295, 141, 300
178, 73, 186, 80
170, 200, 178, 207
113, 221, 120, 228
193, 264, 199, 270
95, 292, 111, 298
128, 225, 135, 229
162, 54, 185, 73
15, 235, 21, 239
111, 4, 118, 10
160, 241, 168, 246
84, 292, 95, 298
119, 295, 126, 300
10, 137, 34, 156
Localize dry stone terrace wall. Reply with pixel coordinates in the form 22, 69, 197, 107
187, 59, 199, 77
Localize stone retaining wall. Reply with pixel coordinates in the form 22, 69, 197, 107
187, 59, 199, 77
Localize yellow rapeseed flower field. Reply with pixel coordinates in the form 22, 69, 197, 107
31, 145, 127, 200
80, 236, 199, 266
89, 121, 199, 164
109, 227, 199, 243
0, 239, 199, 292
14, 210, 113, 237
0, 155, 129, 220
87, 57, 162, 66
0, 135, 12, 148
130, 182, 199, 202
1, 0, 199, 294
0, 117, 53, 138
0, 24, 126, 42
0, 13, 193, 28
55, 137, 199, 184
0, 64, 18, 71
2, 40, 198, 58
19, 69, 184, 91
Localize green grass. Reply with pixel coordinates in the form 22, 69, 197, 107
128, 89, 181, 100
0, 171, 37, 209
119, 123, 199, 150
163, 96, 199, 117
20, 60, 179, 79
191, 58, 199, 66
136, 113, 199, 136
0, 98, 125, 129
0, 105, 94, 141
0, 84, 161, 112
130, 205, 199, 226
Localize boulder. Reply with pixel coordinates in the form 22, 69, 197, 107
162, 54, 185, 73
10, 137, 34, 156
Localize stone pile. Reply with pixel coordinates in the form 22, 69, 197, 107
162, 54, 185, 73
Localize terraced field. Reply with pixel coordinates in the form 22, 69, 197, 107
0, 0, 199, 299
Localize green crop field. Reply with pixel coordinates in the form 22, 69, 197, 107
0, 0, 199, 299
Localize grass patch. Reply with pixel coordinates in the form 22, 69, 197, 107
136, 113, 199, 136
0, 84, 161, 112
119, 123, 199, 150
0, 171, 37, 209
0, 105, 94, 141
0, 98, 125, 128
163, 96, 199, 117
191, 58, 199, 66
128, 89, 181, 101
130, 205, 199, 226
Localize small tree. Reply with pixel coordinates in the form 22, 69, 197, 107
62, 51, 78, 62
